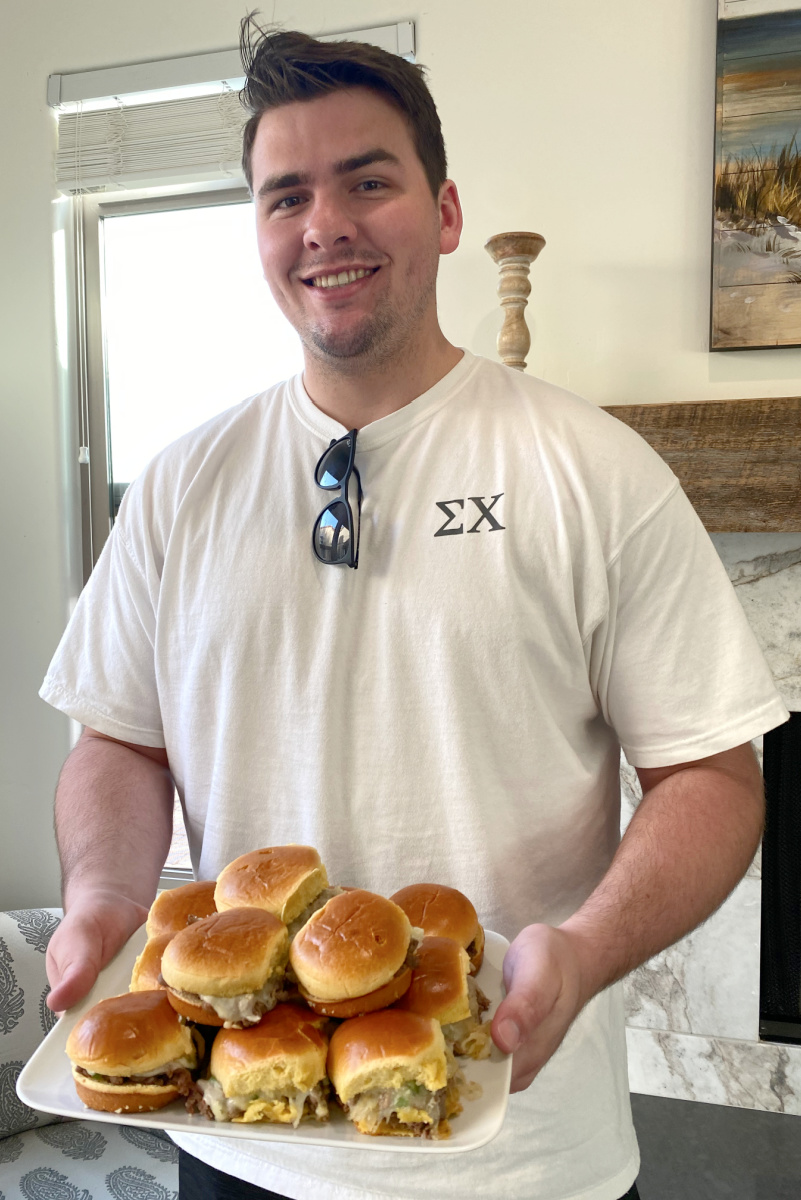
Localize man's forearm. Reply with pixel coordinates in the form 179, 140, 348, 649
560, 743, 765, 1005
55, 730, 174, 908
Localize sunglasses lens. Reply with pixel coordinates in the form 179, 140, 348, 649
316, 436, 353, 489
314, 500, 352, 563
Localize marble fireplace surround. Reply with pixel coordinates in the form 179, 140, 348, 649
622, 531, 801, 1114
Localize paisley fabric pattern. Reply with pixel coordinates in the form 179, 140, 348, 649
119, 1127, 178, 1164
0, 1060, 38, 1137
106, 1164, 177, 1200
0, 1134, 23, 1164
6, 912, 61, 956
0, 911, 178, 1199
35, 1124, 107, 1160
39, 986, 58, 1037
19, 1166, 91, 1199
0, 939, 24, 1035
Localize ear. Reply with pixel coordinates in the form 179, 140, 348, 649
438, 180, 463, 255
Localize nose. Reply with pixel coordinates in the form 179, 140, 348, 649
302, 193, 357, 253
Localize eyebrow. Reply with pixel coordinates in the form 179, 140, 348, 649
257, 147, 401, 198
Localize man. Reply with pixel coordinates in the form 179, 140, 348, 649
41, 23, 788, 1200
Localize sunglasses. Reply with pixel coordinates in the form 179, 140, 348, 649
312, 429, 362, 569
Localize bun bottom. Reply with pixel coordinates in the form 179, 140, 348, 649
165, 990, 226, 1026
73, 1076, 180, 1114
351, 1116, 452, 1139
300, 967, 412, 1018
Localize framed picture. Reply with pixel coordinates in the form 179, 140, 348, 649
712, 5, 801, 348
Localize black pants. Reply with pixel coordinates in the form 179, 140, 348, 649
178, 1148, 641, 1199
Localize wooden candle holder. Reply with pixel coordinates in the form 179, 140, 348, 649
484, 231, 546, 371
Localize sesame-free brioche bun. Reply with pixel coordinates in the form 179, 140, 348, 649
289, 889, 412, 1006
328, 1010, 447, 1106
129, 933, 173, 992
390, 883, 484, 972
145, 880, 217, 938
393, 937, 472, 1025
215, 846, 328, 924
66, 990, 197, 1113
161, 908, 288, 1000
210, 1004, 328, 1099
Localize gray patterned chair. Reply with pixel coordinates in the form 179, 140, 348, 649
0, 908, 179, 1200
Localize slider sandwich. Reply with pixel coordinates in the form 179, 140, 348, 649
393, 936, 492, 1059
146, 879, 217, 938
129, 932, 173, 992
215, 845, 343, 936
391, 882, 485, 972
186, 1003, 330, 1126
66, 990, 202, 1113
328, 1010, 461, 1139
161, 907, 289, 1027
290, 889, 420, 1017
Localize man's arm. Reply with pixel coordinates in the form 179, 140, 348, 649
492, 741, 765, 1091
46, 728, 175, 1012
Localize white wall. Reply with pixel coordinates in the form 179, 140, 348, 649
3, 0, 800, 906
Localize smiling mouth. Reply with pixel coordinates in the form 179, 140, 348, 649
304, 267, 379, 289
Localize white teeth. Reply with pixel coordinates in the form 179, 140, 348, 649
310, 268, 373, 288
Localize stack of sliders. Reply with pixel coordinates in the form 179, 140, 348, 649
66, 846, 493, 1139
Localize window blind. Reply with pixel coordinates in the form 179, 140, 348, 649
55, 89, 247, 194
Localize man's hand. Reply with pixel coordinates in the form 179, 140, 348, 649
46, 888, 149, 1013
491, 924, 587, 1092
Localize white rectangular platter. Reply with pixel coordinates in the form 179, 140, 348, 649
18, 927, 511, 1154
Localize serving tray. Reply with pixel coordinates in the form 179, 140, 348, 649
17, 928, 512, 1154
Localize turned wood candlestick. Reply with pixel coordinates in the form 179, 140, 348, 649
485, 231, 546, 371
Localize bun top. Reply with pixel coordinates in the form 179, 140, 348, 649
390, 883, 479, 949
289, 889, 411, 1002
210, 1003, 328, 1097
66, 990, 195, 1076
215, 846, 328, 924
145, 880, 217, 938
161, 907, 289, 997
393, 936, 471, 1025
328, 1010, 446, 1104
129, 933, 173, 992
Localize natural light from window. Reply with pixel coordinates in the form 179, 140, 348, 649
102, 200, 304, 487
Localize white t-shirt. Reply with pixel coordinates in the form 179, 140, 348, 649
41, 352, 788, 1200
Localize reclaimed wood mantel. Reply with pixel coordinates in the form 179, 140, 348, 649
601, 396, 801, 532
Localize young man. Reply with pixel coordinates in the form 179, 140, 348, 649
41, 25, 787, 1200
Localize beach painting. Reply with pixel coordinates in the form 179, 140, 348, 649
713, 9, 801, 347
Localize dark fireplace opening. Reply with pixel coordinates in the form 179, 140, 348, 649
760, 711, 801, 1045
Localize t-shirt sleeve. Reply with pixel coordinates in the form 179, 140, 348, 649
39, 516, 165, 748
587, 484, 790, 767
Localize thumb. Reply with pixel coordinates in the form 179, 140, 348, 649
491, 926, 563, 1053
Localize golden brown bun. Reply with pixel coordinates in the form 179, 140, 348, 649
390, 884, 484, 970
393, 936, 471, 1025
129, 933, 173, 992
300, 966, 412, 1018
290, 890, 411, 1002
161, 908, 288, 997
66, 990, 195, 1077
71, 1069, 182, 1113
211, 1003, 328, 1097
328, 1010, 447, 1105
164, 993, 226, 1026
145, 880, 217, 938
215, 846, 328, 924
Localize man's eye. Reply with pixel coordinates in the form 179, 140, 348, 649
274, 195, 303, 210
357, 179, 384, 192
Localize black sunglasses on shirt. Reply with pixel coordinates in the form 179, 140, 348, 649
312, 429, 362, 569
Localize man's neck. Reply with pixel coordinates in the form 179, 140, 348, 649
301, 331, 463, 431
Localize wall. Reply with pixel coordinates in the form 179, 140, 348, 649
0, 2, 798, 914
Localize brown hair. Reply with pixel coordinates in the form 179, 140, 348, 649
239, 18, 447, 198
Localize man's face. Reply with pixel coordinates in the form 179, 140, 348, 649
250, 88, 461, 369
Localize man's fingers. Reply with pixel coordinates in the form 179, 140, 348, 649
45, 892, 148, 1012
